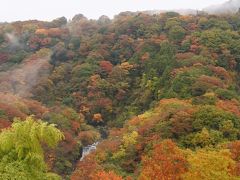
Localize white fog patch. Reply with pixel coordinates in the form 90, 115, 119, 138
5, 33, 21, 47
0, 53, 52, 97
204, 0, 240, 14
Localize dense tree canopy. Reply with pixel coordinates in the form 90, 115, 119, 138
1, 10, 240, 179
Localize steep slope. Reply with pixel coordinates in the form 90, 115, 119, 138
72, 98, 240, 179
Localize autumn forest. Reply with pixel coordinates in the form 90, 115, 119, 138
1, 2, 240, 180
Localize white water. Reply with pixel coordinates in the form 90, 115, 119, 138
80, 142, 99, 161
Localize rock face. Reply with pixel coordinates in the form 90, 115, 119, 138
204, 0, 240, 14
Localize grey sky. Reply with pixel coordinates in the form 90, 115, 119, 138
1, 0, 227, 22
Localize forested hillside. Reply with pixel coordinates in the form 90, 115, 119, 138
1, 11, 240, 179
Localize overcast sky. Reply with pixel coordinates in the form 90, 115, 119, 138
0, 0, 227, 22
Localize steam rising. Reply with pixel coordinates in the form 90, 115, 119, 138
0, 0, 238, 98
0, 54, 51, 97
5, 33, 21, 48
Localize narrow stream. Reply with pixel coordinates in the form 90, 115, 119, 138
80, 141, 99, 161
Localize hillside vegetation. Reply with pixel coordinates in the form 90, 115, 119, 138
0, 11, 240, 179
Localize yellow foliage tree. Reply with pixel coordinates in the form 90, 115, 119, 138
182, 149, 239, 180
112, 131, 138, 160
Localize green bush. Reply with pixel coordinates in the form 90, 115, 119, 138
215, 88, 237, 100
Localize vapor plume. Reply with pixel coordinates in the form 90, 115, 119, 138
0, 52, 52, 97
5, 33, 21, 48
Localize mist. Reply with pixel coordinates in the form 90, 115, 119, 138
5, 33, 21, 48
0, 53, 52, 97
204, 0, 240, 14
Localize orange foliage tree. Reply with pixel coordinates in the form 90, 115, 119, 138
92, 171, 123, 180
228, 141, 240, 176
99, 60, 113, 74
92, 113, 103, 122
139, 139, 188, 180
71, 155, 100, 180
